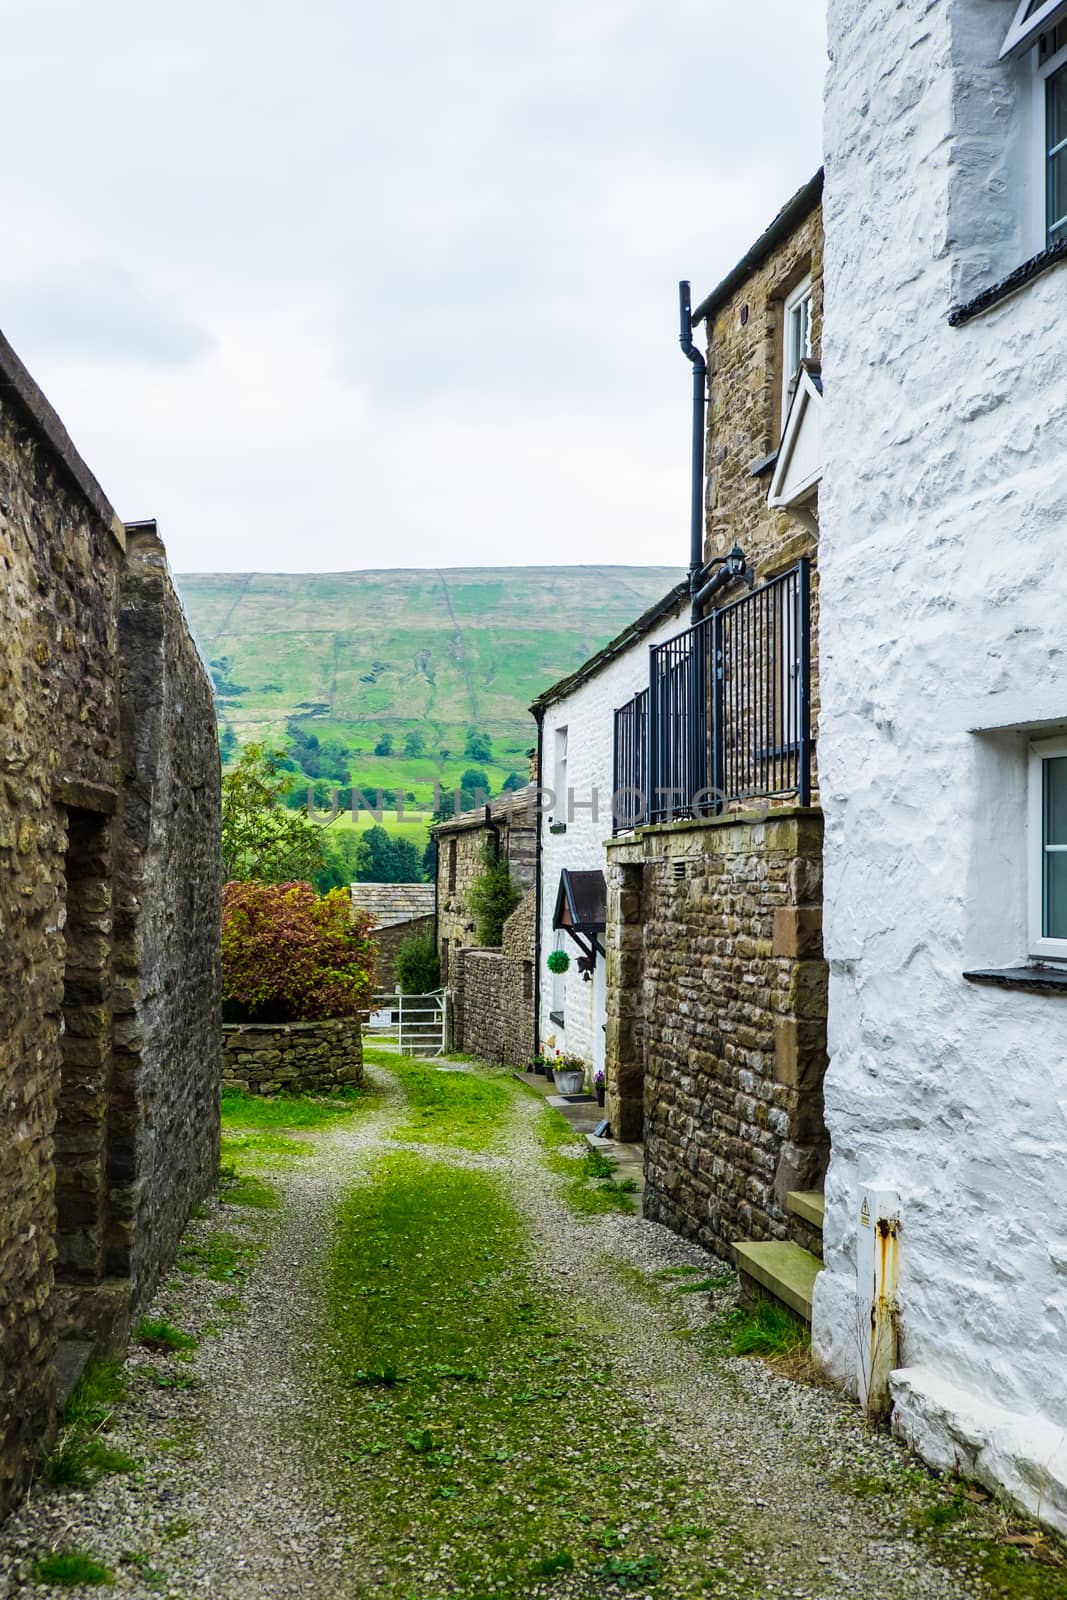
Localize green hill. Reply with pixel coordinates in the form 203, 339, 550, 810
177, 565, 682, 813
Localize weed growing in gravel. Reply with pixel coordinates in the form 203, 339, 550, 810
324, 1149, 747, 1597
31, 1550, 113, 1586
729, 1300, 807, 1357
536, 1108, 635, 1215
218, 1167, 278, 1209
178, 1231, 262, 1283
364, 1048, 514, 1150
135, 1317, 198, 1353
43, 1361, 138, 1489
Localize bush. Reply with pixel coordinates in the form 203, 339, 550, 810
222, 882, 376, 1021
394, 930, 441, 994
467, 846, 522, 946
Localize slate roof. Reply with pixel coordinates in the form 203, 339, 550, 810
350, 882, 436, 927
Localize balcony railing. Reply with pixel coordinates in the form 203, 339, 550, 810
612, 560, 811, 833
612, 687, 648, 831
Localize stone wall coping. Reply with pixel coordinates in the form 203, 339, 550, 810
0, 326, 126, 550
222, 1017, 359, 1032
606, 804, 823, 851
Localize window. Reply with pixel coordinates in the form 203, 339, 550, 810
447, 838, 457, 893
1028, 737, 1067, 958
1040, 25, 1067, 246
1000, 4, 1067, 250
781, 276, 812, 431
552, 726, 568, 828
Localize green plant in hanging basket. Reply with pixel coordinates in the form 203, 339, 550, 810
546, 949, 570, 975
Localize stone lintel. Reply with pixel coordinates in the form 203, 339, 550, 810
53, 778, 118, 815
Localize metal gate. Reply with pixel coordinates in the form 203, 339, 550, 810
365, 991, 447, 1057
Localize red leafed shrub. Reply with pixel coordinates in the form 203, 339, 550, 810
221, 882, 376, 1022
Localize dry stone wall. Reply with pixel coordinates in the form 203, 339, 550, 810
0, 332, 220, 1517
222, 1020, 364, 1094
453, 890, 536, 1067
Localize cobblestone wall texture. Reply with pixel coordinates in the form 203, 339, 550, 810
222, 1020, 364, 1094
0, 332, 220, 1517
606, 812, 827, 1258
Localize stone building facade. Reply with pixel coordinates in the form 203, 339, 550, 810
0, 330, 220, 1516
604, 178, 829, 1287
814, 0, 1067, 1529
350, 882, 435, 991
433, 787, 536, 1062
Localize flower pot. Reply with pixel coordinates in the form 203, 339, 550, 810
553, 1068, 585, 1096
595, 1083, 606, 1107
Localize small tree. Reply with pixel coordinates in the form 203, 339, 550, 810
394, 930, 441, 994
460, 767, 490, 797
467, 844, 522, 946
374, 732, 394, 757
222, 743, 328, 884
221, 882, 376, 1021
464, 729, 492, 762
403, 729, 426, 757
501, 772, 524, 793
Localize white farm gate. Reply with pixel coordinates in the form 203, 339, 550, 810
365, 991, 447, 1057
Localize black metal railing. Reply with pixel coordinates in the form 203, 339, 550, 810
612, 688, 648, 831
612, 560, 811, 832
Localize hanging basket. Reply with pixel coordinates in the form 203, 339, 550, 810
546, 949, 570, 975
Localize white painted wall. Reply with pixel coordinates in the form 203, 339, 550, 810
816, 0, 1067, 1527
537, 597, 687, 1073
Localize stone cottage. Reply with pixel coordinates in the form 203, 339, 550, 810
530, 583, 688, 1077
0, 329, 221, 1516
604, 176, 829, 1317
813, 0, 1067, 1530
433, 786, 537, 1065
350, 881, 435, 990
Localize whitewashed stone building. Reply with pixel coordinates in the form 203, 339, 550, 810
815, 0, 1067, 1531
530, 586, 687, 1075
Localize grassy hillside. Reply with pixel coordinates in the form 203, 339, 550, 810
178, 565, 683, 839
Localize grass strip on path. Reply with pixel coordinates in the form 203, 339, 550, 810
363, 1047, 514, 1151
326, 1150, 712, 1598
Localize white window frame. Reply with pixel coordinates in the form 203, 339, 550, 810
552, 725, 568, 826
1001, 0, 1067, 61
781, 275, 812, 435
1034, 28, 1067, 248
1027, 735, 1067, 959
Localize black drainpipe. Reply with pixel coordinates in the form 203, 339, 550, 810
532, 703, 545, 1061
679, 280, 707, 624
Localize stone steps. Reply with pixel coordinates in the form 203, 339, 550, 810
55, 1339, 94, 1410
733, 1240, 823, 1323
786, 1189, 825, 1231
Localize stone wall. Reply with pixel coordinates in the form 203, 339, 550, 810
222, 1020, 364, 1094
434, 786, 536, 1013
0, 331, 220, 1516
605, 811, 827, 1258
454, 890, 536, 1067
372, 914, 434, 992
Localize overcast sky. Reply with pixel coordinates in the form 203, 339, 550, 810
1, 2, 825, 574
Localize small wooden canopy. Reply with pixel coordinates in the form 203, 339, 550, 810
552, 869, 607, 967
769, 362, 823, 512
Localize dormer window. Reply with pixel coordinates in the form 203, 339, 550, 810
781, 275, 812, 432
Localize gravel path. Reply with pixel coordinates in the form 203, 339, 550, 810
0, 1060, 1056, 1600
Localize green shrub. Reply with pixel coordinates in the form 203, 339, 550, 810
394, 929, 441, 994
467, 846, 522, 946
222, 881, 376, 1021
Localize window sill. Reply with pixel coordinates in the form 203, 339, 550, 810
549, 1010, 565, 1027
748, 449, 779, 479
948, 239, 1067, 327
549, 822, 567, 835
962, 964, 1067, 994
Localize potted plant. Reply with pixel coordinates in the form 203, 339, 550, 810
551, 1053, 586, 1096
593, 1068, 606, 1108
